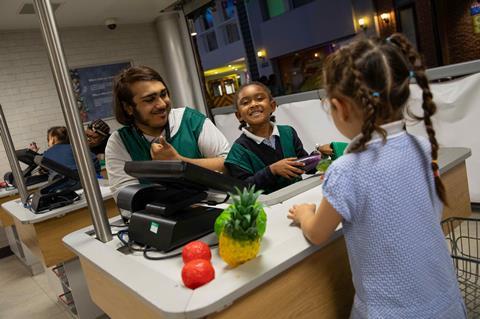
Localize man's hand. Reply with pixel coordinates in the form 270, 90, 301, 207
150, 136, 181, 160
269, 157, 305, 179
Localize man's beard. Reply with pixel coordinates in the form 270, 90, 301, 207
132, 106, 170, 130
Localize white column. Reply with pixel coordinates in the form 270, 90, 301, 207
155, 11, 208, 115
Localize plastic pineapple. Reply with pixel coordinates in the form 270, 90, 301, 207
215, 186, 267, 267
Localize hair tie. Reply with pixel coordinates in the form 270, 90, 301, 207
372, 92, 380, 97
433, 169, 440, 177
409, 70, 415, 79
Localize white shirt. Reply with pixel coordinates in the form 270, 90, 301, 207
241, 122, 279, 149
105, 107, 230, 200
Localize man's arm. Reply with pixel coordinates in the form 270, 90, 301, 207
105, 132, 139, 199
180, 156, 225, 172
150, 118, 230, 172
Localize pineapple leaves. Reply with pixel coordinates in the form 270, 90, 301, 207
215, 186, 267, 241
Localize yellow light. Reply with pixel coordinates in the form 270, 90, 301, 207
228, 65, 232, 67
380, 13, 390, 24
257, 49, 266, 58
358, 18, 366, 28
314, 52, 319, 58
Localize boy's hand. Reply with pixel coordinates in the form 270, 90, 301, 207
29, 142, 39, 153
316, 143, 333, 155
287, 203, 316, 225
269, 157, 305, 179
150, 136, 181, 161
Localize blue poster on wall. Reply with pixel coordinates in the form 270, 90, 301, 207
70, 61, 131, 122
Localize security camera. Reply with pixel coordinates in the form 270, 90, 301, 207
105, 18, 117, 30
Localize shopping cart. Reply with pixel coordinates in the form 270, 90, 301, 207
441, 217, 480, 318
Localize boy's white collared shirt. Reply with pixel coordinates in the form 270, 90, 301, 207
242, 122, 279, 149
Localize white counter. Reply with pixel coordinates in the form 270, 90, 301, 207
1, 185, 113, 224
62, 147, 472, 319
64, 183, 342, 318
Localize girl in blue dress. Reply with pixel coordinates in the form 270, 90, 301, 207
287, 33, 466, 318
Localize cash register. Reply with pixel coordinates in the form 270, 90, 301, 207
28, 156, 81, 213
3, 149, 49, 187
117, 160, 247, 252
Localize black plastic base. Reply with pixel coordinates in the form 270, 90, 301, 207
128, 205, 222, 252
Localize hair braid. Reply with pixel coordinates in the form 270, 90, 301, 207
343, 49, 386, 152
389, 34, 447, 204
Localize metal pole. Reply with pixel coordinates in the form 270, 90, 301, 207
0, 105, 29, 204
33, 0, 112, 242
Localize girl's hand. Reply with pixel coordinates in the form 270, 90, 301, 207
287, 203, 316, 225
269, 157, 305, 179
316, 143, 333, 155
150, 136, 181, 161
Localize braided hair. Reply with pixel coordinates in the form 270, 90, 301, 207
387, 34, 446, 204
323, 33, 447, 204
234, 81, 276, 130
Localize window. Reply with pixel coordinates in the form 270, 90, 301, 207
223, 23, 240, 44
262, 0, 286, 19
291, 0, 314, 9
204, 31, 218, 52
212, 81, 223, 97
202, 7, 214, 30
221, 0, 235, 21
224, 79, 236, 94
397, 6, 419, 50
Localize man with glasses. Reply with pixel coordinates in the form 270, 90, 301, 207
85, 119, 111, 158
106, 65, 230, 198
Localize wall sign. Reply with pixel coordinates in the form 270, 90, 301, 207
70, 61, 132, 122
471, 3, 480, 34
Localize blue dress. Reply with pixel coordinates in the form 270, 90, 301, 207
322, 121, 466, 318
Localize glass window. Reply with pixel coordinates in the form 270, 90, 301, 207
212, 81, 223, 97
223, 23, 240, 44
291, 0, 314, 9
202, 7, 214, 30
266, 0, 286, 19
398, 6, 418, 50
204, 31, 218, 52
224, 79, 236, 94
221, 0, 235, 21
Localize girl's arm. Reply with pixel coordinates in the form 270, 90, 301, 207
225, 162, 279, 191
288, 197, 342, 245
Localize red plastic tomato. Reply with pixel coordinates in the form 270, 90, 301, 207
182, 241, 211, 263
181, 259, 215, 289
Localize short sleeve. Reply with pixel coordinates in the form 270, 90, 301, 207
321, 159, 357, 222
197, 118, 230, 158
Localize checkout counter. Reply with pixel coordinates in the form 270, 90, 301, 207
62, 147, 472, 319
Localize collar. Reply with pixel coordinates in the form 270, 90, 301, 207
242, 122, 279, 144
345, 120, 406, 153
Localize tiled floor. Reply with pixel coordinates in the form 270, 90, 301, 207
1, 212, 479, 319
0, 255, 75, 319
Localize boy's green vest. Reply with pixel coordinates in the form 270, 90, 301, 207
226, 125, 301, 193
118, 107, 206, 161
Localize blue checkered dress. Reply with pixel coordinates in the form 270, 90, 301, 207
322, 122, 466, 318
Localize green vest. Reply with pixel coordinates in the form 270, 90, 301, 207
225, 125, 301, 193
118, 107, 206, 161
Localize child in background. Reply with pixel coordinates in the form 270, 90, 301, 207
43, 126, 101, 180
288, 34, 466, 318
225, 82, 331, 194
